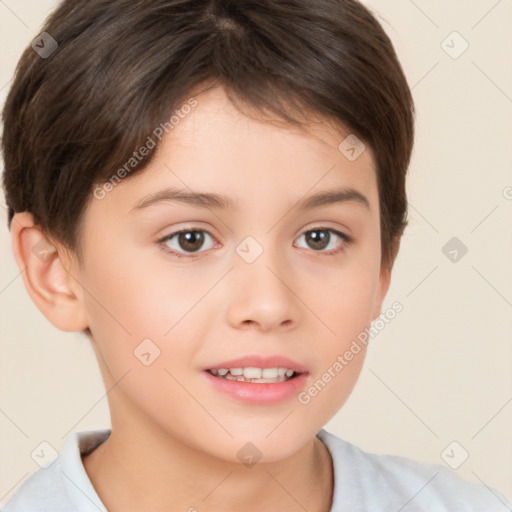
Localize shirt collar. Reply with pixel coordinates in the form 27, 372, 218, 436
59, 429, 111, 512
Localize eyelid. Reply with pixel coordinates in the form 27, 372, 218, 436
156, 222, 220, 245
301, 222, 353, 241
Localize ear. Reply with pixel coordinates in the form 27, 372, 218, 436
371, 236, 401, 320
10, 212, 89, 332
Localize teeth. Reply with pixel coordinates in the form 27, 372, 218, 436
243, 367, 262, 379
262, 368, 278, 378
208, 366, 298, 383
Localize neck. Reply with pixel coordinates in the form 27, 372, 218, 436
82, 416, 333, 512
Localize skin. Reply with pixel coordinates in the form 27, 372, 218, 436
11, 85, 397, 512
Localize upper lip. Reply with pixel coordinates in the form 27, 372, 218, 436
204, 355, 309, 374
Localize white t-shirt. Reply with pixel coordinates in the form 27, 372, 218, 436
2, 428, 510, 512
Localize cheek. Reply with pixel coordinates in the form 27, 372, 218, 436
294, 265, 376, 424
80, 242, 215, 404
309, 251, 381, 348
80, 252, 204, 436
328, 271, 378, 341
297, 347, 367, 430
298, 250, 379, 411
82, 239, 202, 339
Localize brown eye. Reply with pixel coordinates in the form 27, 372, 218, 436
305, 229, 330, 250
295, 228, 351, 254
176, 231, 205, 252
159, 229, 216, 258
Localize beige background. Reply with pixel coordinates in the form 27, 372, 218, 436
1, 0, 511, 506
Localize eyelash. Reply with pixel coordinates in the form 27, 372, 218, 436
157, 226, 353, 260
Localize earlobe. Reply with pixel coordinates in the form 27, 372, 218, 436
10, 212, 89, 332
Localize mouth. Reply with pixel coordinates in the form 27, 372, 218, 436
205, 367, 301, 384
202, 355, 309, 403
202, 365, 309, 404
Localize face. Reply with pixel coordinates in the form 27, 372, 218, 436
71, 85, 390, 462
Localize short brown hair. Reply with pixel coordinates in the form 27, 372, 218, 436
2, 0, 414, 269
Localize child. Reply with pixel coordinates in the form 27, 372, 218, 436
2, 0, 510, 510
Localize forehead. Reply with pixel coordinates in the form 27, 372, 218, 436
91, 85, 379, 218
173, 85, 371, 158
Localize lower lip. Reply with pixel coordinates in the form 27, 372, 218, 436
202, 371, 309, 405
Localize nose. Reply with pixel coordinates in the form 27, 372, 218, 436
225, 246, 300, 332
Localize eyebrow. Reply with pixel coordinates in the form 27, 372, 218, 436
129, 186, 370, 213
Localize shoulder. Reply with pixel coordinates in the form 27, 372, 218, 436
316, 429, 511, 512
1, 455, 70, 512
2, 429, 110, 512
